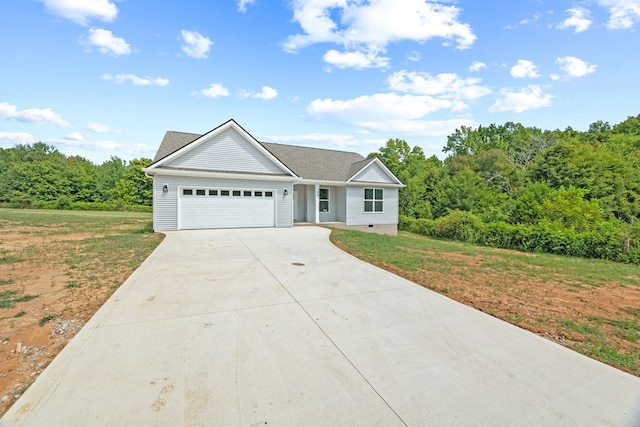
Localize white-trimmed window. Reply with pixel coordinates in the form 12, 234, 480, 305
364, 188, 383, 213
319, 188, 329, 212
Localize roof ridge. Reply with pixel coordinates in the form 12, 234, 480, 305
260, 141, 362, 157
165, 130, 201, 136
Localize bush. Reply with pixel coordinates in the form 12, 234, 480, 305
399, 215, 435, 236
477, 222, 527, 250
433, 210, 482, 242
402, 213, 639, 264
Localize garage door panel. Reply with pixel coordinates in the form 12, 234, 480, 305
179, 188, 275, 229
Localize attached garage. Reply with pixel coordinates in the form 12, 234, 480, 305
178, 187, 276, 230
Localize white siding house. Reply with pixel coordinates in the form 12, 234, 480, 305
144, 119, 403, 234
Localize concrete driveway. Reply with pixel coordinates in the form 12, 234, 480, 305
3, 227, 640, 426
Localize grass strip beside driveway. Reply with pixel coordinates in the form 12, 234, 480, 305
329, 228, 640, 376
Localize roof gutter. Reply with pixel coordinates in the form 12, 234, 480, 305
142, 167, 296, 182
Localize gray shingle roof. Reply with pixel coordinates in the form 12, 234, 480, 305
260, 142, 371, 181
152, 131, 201, 162
152, 130, 377, 182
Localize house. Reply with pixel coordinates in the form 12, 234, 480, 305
144, 119, 404, 234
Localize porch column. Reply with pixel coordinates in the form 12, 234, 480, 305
314, 184, 320, 224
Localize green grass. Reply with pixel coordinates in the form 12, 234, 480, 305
0, 279, 15, 286
0, 290, 39, 309
331, 229, 640, 287
65, 281, 80, 289
0, 209, 153, 234
561, 319, 603, 337
578, 342, 640, 373
39, 314, 57, 327
0, 249, 24, 264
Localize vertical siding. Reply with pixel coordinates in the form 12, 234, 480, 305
153, 175, 293, 231
165, 128, 286, 174
345, 186, 398, 226
352, 163, 396, 184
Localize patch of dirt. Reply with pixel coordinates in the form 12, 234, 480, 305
0, 225, 156, 416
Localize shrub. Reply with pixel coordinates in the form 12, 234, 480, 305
403, 213, 639, 264
399, 215, 435, 236
433, 210, 482, 242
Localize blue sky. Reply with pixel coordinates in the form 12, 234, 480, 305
1, 0, 639, 163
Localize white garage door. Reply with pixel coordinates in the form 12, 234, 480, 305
179, 188, 275, 229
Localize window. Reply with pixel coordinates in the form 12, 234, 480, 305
182, 189, 193, 195
319, 188, 329, 212
244, 191, 252, 197
265, 191, 273, 197
254, 191, 263, 197
220, 190, 230, 196
364, 188, 383, 212
232, 190, 241, 196
209, 190, 218, 196
196, 189, 206, 196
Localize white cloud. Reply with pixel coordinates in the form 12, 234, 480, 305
84, 28, 131, 56
387, 71, 491, 102
181, 30, 213, 59
510, 59, 540, 78
242, 86, 278, 100
557, 8, 593, 32
199, 83, 230, 98
323, 49, 390, 69
102, 74, 170, 86
65, 132, 84, 141
307, 93, 459, 131
41, 0, 117, 26
53, 137, 119, 149
86, 122, 119, 133
556, 56, 597, 77
469, 61, 486, 72
283, 0, 476, 69
47, 137, 157, 161
0, 132, 36, 145
237, 0, 255, 13
489, 85, 553, 113
597, 0, 640, 29
0, 102, 71, 127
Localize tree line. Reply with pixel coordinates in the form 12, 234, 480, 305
369, 114, 640, 264
0, 142, 152, 211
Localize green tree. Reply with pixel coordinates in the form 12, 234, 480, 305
94, 157, 127, 202
541, 186, 604, 232
110, 158, 153, 206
